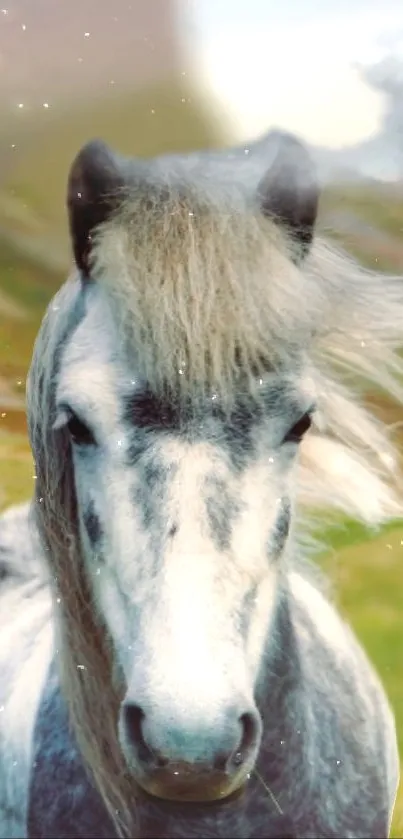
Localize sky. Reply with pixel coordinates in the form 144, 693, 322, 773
182, 0, 403, 148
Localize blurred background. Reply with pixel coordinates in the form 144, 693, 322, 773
0, 1, 402, 833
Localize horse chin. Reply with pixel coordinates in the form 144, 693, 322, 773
133, 764, 248, 804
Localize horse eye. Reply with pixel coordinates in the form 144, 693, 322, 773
67, 413, 95, 446
283, 411, 312, 445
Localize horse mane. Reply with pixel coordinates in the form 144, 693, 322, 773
26, 151, 403, 837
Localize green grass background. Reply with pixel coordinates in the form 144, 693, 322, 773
0, 81, 402, 835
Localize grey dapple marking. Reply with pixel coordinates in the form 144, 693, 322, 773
83, 500, 103, 546
0, 129, 402, 838
204, 474, 242, 552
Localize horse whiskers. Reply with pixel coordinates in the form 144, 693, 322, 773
253, 768, 284, 815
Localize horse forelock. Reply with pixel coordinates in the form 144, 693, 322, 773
89, 183, 314, 408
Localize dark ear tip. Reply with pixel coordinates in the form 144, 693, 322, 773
257, 130, 319, 260
67, 139, 124, 276
67, 139, 118, 205
70, 138, 115, 169
269, 130, 317, 182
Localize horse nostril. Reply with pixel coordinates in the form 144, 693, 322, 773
213, 749, 233, 771
231, 711, 260, 769
123, 703, 167, 768
213, 710, 260, 772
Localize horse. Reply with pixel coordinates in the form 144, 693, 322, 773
0, 129, 401, 839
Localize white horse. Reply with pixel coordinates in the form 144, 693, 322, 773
0, 130, 401, 839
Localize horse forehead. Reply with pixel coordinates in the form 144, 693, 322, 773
148, 437, 231, 480
56, 343, 122, 418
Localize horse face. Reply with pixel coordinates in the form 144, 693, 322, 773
54, 286, 314, 801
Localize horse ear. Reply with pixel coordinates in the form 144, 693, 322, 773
257, 131, 319, 260
67, 139, 126, 276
